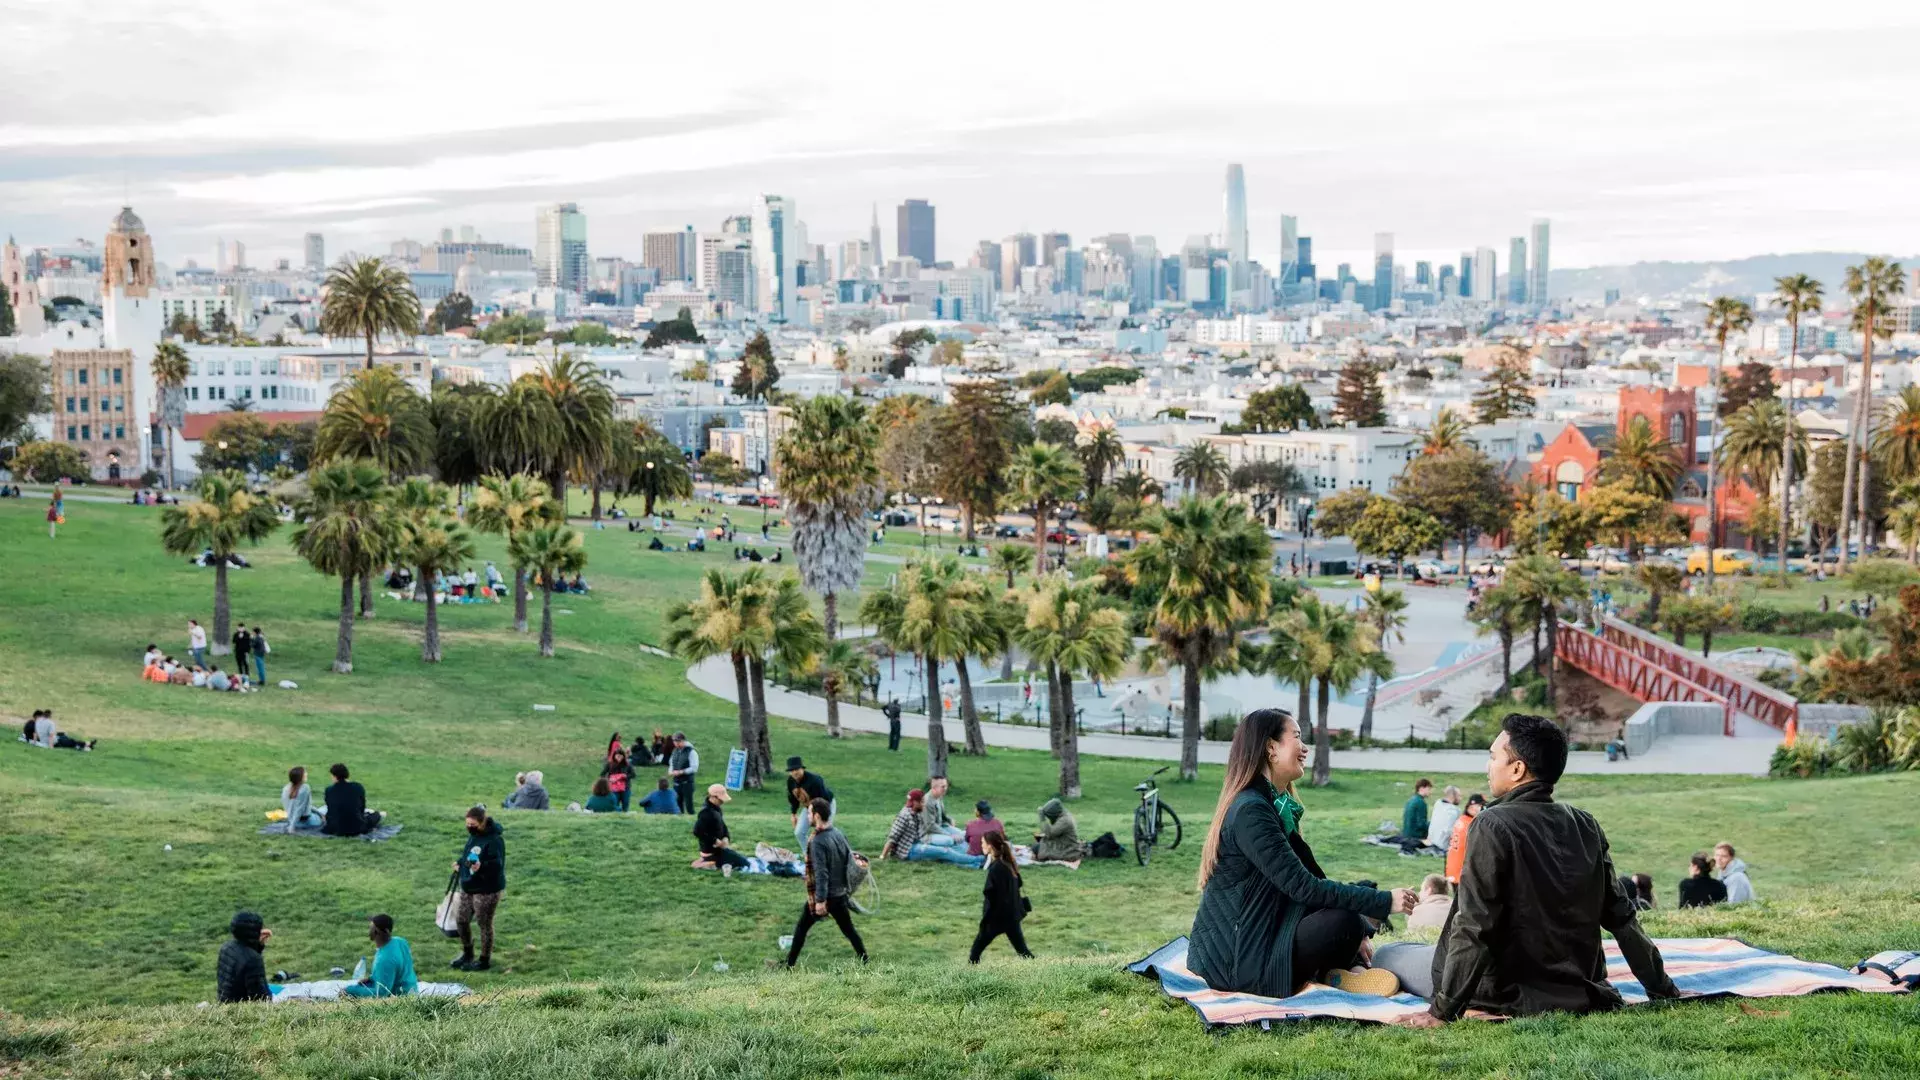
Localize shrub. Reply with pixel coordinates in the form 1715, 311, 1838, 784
1739, 602, 1785, 633
1769, 737, 1834, 778
1776, 610, 1863, 635
1851, 559, 1920, 596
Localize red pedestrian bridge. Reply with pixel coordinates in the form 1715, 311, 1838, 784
1556, 617, 1800, 736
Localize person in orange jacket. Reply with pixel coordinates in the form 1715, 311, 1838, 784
1444, 793, 1486, 887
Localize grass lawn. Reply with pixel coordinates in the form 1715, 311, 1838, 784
2, 499, 1918, 1078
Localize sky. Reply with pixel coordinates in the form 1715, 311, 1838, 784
4, 0, 1919, 274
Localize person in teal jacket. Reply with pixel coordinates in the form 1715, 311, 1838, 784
1399, 778, 1432, 852
344, 914, 418, 998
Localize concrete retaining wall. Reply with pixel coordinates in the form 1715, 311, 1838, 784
1624, 702, 1728, 756
1795, 704, 1873, 742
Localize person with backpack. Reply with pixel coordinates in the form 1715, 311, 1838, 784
786, 797, 869, 967
969, 830, 1034, 962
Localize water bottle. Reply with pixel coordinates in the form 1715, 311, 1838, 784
351, 956, 368, 982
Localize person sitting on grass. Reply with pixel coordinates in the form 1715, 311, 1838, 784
168, 661, 192, 685
583, 776, 621, 813
1406, 873, 1454, 931
882, 789, 986, 868
190, 665, 209, 688
1375, 714, 1678, 1025
1399, 778, 1433, 853
637, 775, 681, 814
207, 666, 234, 692
503, 770, 550, 810
920, 776, 966, 846
1713, 843, 1755, 904
282, 766, 324, 829
1444, 794, 1485, 887
1620, 872, 1656, 911
1678, 852, 1727, 908
322, 763, 385, 837
343, 914, 417, 999
1427, 785, 1463, 850
965, 800, 1006, 857
216, 911, 273, 1004
1032, 798, 1085, 863
143, 643, 162, 670
694, 783, 750, 875
23, 709, 95, 751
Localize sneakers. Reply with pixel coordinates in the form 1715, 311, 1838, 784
449, 955, 473, 970
1328, 967, 1401, 997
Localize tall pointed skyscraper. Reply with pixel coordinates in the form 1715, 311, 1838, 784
869, 205, 883, 272
1223, 164, 1249, 292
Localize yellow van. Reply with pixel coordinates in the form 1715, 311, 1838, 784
1685, 548, 1756, 576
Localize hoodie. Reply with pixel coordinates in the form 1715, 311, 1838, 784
1718, 858, 1755, 904
459, 819, 506, 894
216, 912, 271, 1003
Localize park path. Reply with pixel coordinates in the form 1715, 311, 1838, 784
682, 657, 1778, 775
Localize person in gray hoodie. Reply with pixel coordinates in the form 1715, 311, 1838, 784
786, 798, 868, 967
503, 770, 550, 811
1713, 842, 1755, 904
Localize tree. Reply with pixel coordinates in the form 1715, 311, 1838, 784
1314, 489, 1379, 538
1468, 581, 1528, 695
159, 471, 279, 654
1634, 561, 1684, 627
194, 414, 273, 475
1661, 592, 1735, 658
643, 307, 705, 349
1471, 353, 1536, 423
1111, 471, 1162, 545
933, 379, 1017, 539
1076, 426, 1125, 492
1422, 407, 1469, 456
732, 331, 781, 402
427, 292, 474, 333
0, 280, 13, 336
1334, 359, 1387, 427
475, 379, 559, 479
1240, 384, 1318, 432
860, 557, 984, 779
886, 327, 937, 379
428, 382, 496, 493
1357, 588, 1408, 740
1716, 361, 1778, 418
0, 352, 50, 447
527, 352, 615, 501
1719, 399, 1807, 504
1028, 372, 1071, 406
698, 453, 747, 490
1581, 483, 1684, 557
750, 575, 825, 773
511, 524, 587, 658
1872, 386, 1920, 486
1126, 495, 1272, 780
1017, 576, 1128, 798
1774, 273, 1824, 583
1842, 257, 1905, 567
479, 313, 547, 345
1505, 554, 1584, 709
149, 343, 189, 489
1228, 459, 1306, 526
813, 641, 879, 738
1810, 441, 1884, 561
1396, 448, 1510, 569
775, 394, 883, 731
666, 569, 772, 788
291, 460, 394, 673
1007, 441, 1084, 570
1350, 498, 1446, 574
319, 256, 421, 371
1702, 295, 1754, 583
468, 473, 555, 634
314, 365, 433, 477
1597, 415, 1684, 499
1271, 591, 1362, 786
624, 436, 692, 517
11, 440, 86, 483
393, 478, 476, 662
992, 543, 1034, 589
1510, 489, 1596, 560
1172, 442, 1229, 496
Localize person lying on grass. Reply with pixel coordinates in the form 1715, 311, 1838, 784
1378, 713, 1678, 1026
343, 914, 418, 999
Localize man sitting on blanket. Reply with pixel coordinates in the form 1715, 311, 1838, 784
1381, 713, 1678, 1026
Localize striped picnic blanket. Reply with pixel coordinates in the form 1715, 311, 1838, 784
1129, 936, 1907, 1028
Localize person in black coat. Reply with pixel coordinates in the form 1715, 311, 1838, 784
1678, 852, 1728, 908
322, 763, 383, 836
1188, 709, 1416, 998
216, 911, 272, 1003
451, 806, 506, 971
969, 829, 1034, 962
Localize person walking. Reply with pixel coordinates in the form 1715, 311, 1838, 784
883, 698, 902, 752
969, 830, 1034, 963
451, 806, 505, 972
46, 490, 63, 539
250, 625, 269, 685
668, 732, 699, 814
231, 625, 253, 685
786, 797, 869, 967
189, 618, 208, 668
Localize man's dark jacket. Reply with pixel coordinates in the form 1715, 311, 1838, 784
216, 913, 271, 1003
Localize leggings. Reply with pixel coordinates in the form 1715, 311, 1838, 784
968, 918, 1033, 963
1290, 907, 1371, 985
456, 890, 500, 959
786, 897, 867, 966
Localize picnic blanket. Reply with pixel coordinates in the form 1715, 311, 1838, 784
690, 853, 802, 877
1129, 936, 1908, 1029
259, 821, 405, 843
1011, 844, 1080, 870
272, 980, 469, 1002
1855, 951, 1920, 989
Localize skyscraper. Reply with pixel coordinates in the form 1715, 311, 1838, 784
1458, 252, 1474, 299
869, 205, 883, 271
644, 230, 693, 283
1224, 164, 1249, 292
1472, 247, 1497, 303
1295, 236, 1314, 283
1437, 264, 1457, 298
1508, 236, 1528, 305
897, 199, 935, 266
535, 203, 589, 291
304, 233, 325, 271
1278, 215, 1298, 285
1414, 261, 1432, 287
753, 195, 800, 322
1372, 232, 1394, 311
1040, 232, 1070, 268
1528, 218, 1551, 308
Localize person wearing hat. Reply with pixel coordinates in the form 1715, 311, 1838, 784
694, 783, 750, 875
216, 911, 273, 1003
964, 799, 1006, 857
785, 756, 835, 850
344, 914, 419, 998
668, 733, 700, 815
882, 789, 985, 867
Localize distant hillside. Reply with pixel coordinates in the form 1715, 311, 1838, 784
1551, 253, 1919, 302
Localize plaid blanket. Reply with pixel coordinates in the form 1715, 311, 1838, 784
1129, 936, 1908, 1028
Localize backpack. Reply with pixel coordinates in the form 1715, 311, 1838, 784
1088, 832, 1123, 859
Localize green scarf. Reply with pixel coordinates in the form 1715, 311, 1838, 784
1272, 790, 1304, 835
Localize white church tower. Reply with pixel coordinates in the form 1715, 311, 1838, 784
101, 207, 162, 472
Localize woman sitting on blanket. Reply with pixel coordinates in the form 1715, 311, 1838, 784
282, 766, 325, 829
1187, 708, 1417, 999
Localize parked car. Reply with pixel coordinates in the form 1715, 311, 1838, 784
1045, 527, 1082, 544
993, 523, 1024, 538
883, 510, 915, 527
1686, 547, 1756, 576
1414, 560, 1460, 578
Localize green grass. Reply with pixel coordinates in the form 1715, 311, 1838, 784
3, 499, 1919, 1078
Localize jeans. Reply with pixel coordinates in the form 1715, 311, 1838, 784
191, 647, 206, 668
795, 798, 837, 850
888, 719, 901, 751
786, 896, 867, 966
673, 777, 696, 815
253, 654, 266, 684
1371, 942, 1436, 999
615, 788, 630, 813
908, 843, 985, 868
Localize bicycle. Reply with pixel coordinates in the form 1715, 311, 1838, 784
1133, 765, 1183, 866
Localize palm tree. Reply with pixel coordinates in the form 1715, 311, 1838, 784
159, 470, 279, 653
510, 524, 587, 658
476, 380, 561, 480
314, 366, 433, 478
748, 574, 824, 774
1773, 273, 1823, 583
468, 473, 555, 633
1633, 560, 1684, 627
291, 460, 394, 673
394, 478, 476, 662
319, 256, 421, 371
1076, 427, 1125, 492
1423, 407, 1469, 456
1505, 553, 1584, 711
1125, 494, 1272, 780
1872, 386, 1920, 486
1597, 416, 1684, 499
774, 395, 882, 654
1007, 441, 1084, 572
666, 568, 771, 787
1269, 592, 1346, 786
150, 342, 189, 490
1172, 442, 1230, 496
1357, 588, 1409, 740
1841, 257, 1905, 565
429, 382, 496, 497
527, 352, 615, 506
1467, 581, 1527, 696
1112, 471, 1162, 546
859, 557, 980, 779
1718, 401, 1808, 554
991, 543, 1034, 590
1703, 296, 1753, 586
1889, 484, 1920, 565
814, 640, 879, 738
1017, 576, 1128, 798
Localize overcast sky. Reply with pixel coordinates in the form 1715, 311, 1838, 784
4, 0, 1918, 273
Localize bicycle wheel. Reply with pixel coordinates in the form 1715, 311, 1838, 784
1158, 804, 1183, 851
1133, 804, 1155, 866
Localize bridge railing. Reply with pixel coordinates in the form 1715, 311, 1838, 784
1557, 626, 1732, 735
1597, 617, 1799, 731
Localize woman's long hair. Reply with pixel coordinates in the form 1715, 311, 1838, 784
1197, 709, 1297, 890
285, 765, 306, 797
982, 828, 1019, 879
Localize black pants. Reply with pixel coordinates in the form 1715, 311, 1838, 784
1290, 907, 1371, 984
888, 719, 901, 751
968, 917, 1032, 963
706, 846, 750, 870
786, 896, 866, 966
674, 777, 695, 814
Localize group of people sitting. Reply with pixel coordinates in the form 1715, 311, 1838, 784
17, 709, 96, 751
385, 563, 507, 603
730, 546, 782, 563
643, 531, 707, 552
216, 911, 419, 1002
126, 489, 179, 506
1677, 843, 1757, 908
279, 763, 387, 836
142, 644, 260, 692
